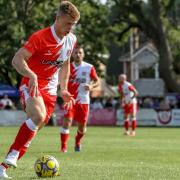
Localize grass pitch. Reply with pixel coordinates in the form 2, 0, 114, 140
0, 126, 180, 180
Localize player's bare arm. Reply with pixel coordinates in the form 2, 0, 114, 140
119, 91, 124, 101
84, 77, 99, 91
12, 47, 38, 97
59, 58, 75, 109
119, 92, 125, 107
59, 58, 70, 91
131, 88, 139, 99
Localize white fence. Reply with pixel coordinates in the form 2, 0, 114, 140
0, 110, 26, 126
0, 109, 180, 126
116, 109, 157, 126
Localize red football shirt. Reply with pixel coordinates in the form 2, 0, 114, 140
22, 24, 77, 95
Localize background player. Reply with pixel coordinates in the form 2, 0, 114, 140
0, 1, 80, 178
60, 47, 99, 152
118, 74, 138, 136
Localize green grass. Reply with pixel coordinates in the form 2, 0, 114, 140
0, 127, 180, 180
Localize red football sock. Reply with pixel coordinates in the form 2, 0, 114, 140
75, 131, 84, 147
132, 120, 137, 130
9, 122, 36, 153
18, 146, 28, 160
124, 121, 129, 131
60, 133, 69, 149
1, 163, 8, 169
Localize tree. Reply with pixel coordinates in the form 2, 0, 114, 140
108, 0, 180, 92
0, 0, 110, 86
72, 0, 109, 75
0, 0, 59, 86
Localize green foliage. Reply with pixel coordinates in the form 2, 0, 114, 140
1, 0, 179, 88
73, 0, 110, 73
0, 0, 110, 86
0, 0, 59, 86
107, 0, 180, 89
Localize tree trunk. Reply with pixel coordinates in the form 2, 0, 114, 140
151, 0, 180, 92
153, 31, 180, 92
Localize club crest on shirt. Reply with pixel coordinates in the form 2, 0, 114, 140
67, 49, 72, 57
82, 72, 86, 76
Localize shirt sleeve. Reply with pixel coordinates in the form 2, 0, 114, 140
90, 66, 98, 80
23, 33, 40, 55
128, 85, 135, 91
73, 40, 77, 49
118, 84, 122, 93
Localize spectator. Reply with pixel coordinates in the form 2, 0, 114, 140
0, 94, 14, 110
91, 98, 103, 109
111, 97, 118, 108
143, 96, 153, 108
104, 97, 113, 108
159, 99, 170, 110
153, 98, 160, 110
165, 95, 177, 109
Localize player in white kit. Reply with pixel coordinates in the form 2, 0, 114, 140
60, 47, 99, 152
118, 74, 138, 136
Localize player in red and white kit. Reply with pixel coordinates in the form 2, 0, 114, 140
60, 47, 99, 152
118, 74, 138, 136
0, 2, 80, 178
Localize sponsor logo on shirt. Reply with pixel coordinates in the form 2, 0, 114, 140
70, 77, 86, 83
41, 59, 64, 68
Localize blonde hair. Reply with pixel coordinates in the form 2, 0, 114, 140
57, 1, 80, 21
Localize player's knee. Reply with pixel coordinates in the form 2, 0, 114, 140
78, 127, 86, 134
32, 111, 46, 126
63, 118, 72, 128
62, 124, 69, 129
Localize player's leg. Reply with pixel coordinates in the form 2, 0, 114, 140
0, 97, 46, 178
123, 105, 130, 135
0, 92, 46, 178
0, 121, 38, 178
130, 103, 137, 136
3, 96, 46, 166
60, 117, 72, 153
124, 113, 130, 135
74, 104, 89, 152
75, 122, 87, 152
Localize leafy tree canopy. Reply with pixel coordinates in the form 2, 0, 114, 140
0, 0, 109, 86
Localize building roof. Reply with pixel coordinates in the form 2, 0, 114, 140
119, 42, 159, 63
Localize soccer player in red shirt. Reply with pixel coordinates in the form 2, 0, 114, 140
118, 74, 138, 136
0, 1, 80, 178
60, 47, 99, 153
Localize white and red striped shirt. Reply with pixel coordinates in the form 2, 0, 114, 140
68, 62, 98, 104
118, 81, 137, 104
